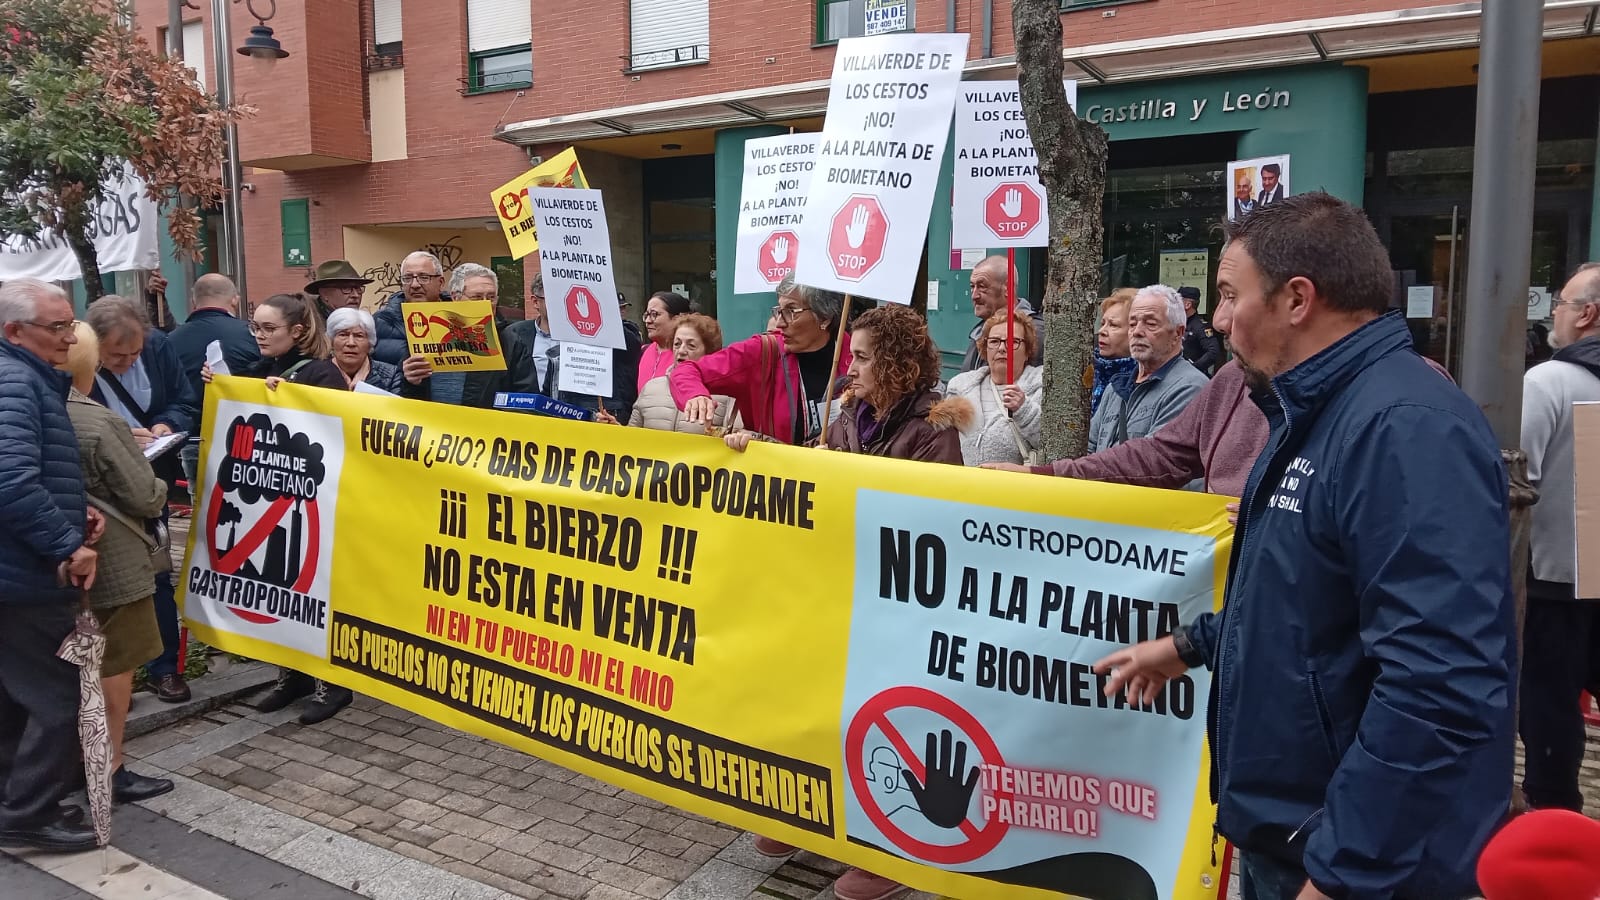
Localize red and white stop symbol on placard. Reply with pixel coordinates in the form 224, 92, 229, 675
564, 285, 602, 337
758, 230, 799, 285
983, 182, 1042, 242
827, 195, 889, 283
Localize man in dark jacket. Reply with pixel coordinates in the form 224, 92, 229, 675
169, 274, 259, 407
504, 274, 641, 421
0, 278, 100, 853
1097, 194, 1514, 900
1179, 286, 1224, 376
959, 255, 1044, 374
373, 250, 449, 365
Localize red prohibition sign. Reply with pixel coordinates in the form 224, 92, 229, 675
845, 685, 1011, 865
205, 481, 322, 621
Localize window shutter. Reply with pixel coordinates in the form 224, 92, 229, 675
181, 21, 207, 88
373, 0, 402, 45
629, 0, 709, 70
467, 0, 532, 52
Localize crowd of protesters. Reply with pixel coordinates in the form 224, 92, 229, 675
2, 192, 1598, 900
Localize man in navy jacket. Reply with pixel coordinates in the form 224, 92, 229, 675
1097, 194, 1514, 899
0, 278, 100, 852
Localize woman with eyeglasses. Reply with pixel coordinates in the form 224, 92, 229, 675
637, 291, 693, 392
229, 293, 331, 380
291, 308, 427, 397
945, 309, 1044, 466
672, 275, 850, 447
610, 313, 740, 434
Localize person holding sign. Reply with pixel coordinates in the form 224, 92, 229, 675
673, 275, 851, 446
825, 304, 970, 463
374, 250, 448, 366
1096, 194, 1514, 900
637, 291, 693, 391
292, 309, 427, 397
945, 309, 1043, 466
616, 314, 740, 435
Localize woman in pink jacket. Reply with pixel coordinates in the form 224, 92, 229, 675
637, 291, 693, 392
672, 276, 850, 445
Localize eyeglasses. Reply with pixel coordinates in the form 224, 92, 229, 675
642, 309, 667, 321
20, 319, 78, 336
985, 337, 1025, 349
248, 322, 283, 336
332, 284, 366, 294
771, 305, 813, 325
1552, 294, 1597, 310
400, 273, 441, 285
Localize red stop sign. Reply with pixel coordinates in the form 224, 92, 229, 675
757, 230, 799, 285
827, 195, 889, 283
983, 182, 1043, 242
564, 285, 603, 338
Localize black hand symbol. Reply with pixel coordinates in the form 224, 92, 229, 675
901, 729, 980, 829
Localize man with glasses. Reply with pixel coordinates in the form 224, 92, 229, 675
374, 250, 449, 365
1519, 261, 1600, 813
0, 278, 102, 852
958, 255, 1044, 374
304, 259, 374, 320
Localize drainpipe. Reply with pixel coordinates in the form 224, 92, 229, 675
946, 0, 955, 31
981, 0, 992, 58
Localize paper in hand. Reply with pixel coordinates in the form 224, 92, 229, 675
143, 431, 187, 460
205, 341, 230, 377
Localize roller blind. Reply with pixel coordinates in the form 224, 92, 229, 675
629, 0, 709, 71
180, 21, 206, 88
468, 0, 533, 52
374, 0, 402, 45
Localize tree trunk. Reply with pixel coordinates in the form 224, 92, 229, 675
1012, 0, 1108, 460
63, 202, 104, 303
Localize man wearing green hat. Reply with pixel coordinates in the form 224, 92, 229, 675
304, 260, 373, 320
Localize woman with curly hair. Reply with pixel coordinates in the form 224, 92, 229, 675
826, 304, 971, 463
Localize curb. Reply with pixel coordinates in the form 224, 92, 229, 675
127, 658, 277, 739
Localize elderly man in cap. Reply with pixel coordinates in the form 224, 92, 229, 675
304, 260, 374, 320
1179, 286, 1223, 377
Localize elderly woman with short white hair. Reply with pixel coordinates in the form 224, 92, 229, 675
290, 307, 426, 397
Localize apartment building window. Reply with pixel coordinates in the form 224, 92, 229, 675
466, 0, 532, 93
816, 0, 914, 44
628, 0, 709, 72
371, 0, 403, 66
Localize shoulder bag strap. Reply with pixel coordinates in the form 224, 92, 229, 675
85, 494, 157, 550
98, 370, 156, 429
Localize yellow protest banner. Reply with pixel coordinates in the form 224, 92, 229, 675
491, 148, 589, 259
180, 379, 1232, 900
401, 299, 506, 373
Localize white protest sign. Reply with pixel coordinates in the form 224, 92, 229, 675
793, 32, 969, 304
557, 342, 614, 398
1528, 287, 1552, 320
951, 80, 1077, 249
529, 187, 625, 349
735, 133, 819, 295
1405, 285, 1435, 320
0, 166, 159, 281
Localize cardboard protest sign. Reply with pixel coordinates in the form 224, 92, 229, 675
529, 186, 626, 350
735, 133, 819, 295
490, 148, 589, 260
402, 300, 506, 373
793, 32, 969, 303
951, 80, 1077, 250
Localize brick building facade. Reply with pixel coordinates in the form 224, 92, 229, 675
127, 0, 1598, 374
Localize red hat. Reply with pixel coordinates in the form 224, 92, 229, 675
1477, 809, 1600, 900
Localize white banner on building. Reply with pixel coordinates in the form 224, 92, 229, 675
0, 167, 160, 282
793, 32, 968, 303
528, 187, 626, 350
951, 80, 1077, 250
734, 133, 819, 296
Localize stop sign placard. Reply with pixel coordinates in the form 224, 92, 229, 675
564, 285, 603, 338
827, 195, 889, 283
757, 230, 799, 285
983, 182, 1043, 242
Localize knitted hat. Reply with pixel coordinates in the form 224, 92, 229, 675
1477, 809, 1600, 900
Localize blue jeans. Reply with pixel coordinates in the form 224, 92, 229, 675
1241, 852, 1308, 900
145, 506, 181, 678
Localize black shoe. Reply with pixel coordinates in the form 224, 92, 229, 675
298, 681, 352, 725
112, 767, 174, 804
0, 816, 97, 853
254, 669, 314, 713
153, 673, 191, 703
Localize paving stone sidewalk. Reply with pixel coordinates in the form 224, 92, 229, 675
124, 696, 942, 900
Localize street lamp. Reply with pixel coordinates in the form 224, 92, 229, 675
210, 0, 289, 310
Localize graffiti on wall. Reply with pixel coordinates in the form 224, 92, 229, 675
359, 235, 467, 307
